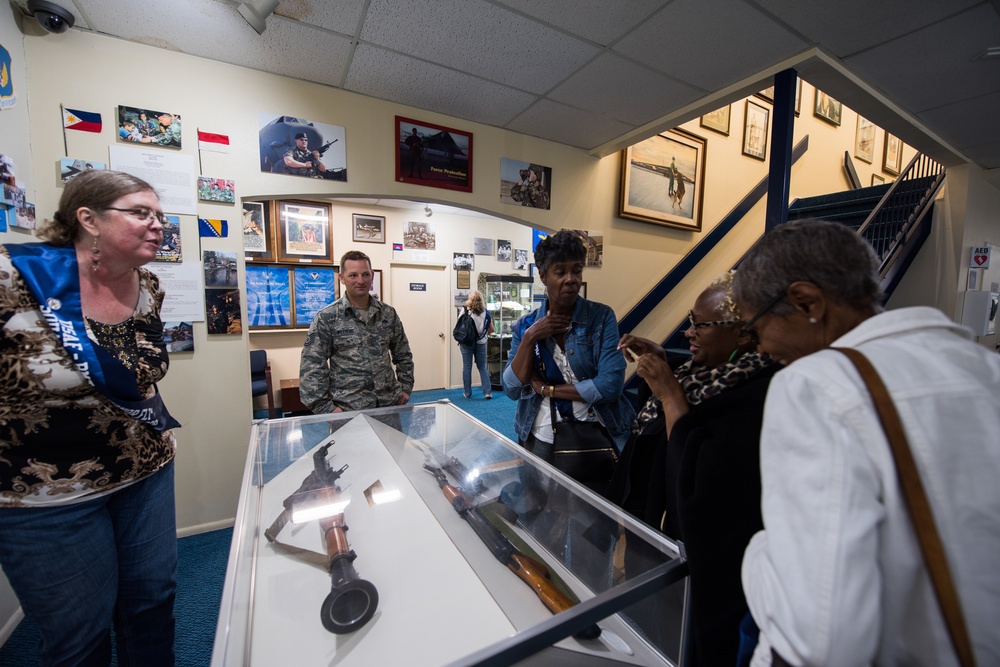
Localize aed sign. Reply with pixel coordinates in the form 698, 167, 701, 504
409, 283, 426, 291
971, 246, 990, 269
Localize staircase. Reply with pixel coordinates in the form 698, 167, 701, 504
788, 154, 945, 301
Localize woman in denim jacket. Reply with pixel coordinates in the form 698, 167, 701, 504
501, 230, 635, 462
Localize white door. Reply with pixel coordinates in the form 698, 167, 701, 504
389, 264, 448, 391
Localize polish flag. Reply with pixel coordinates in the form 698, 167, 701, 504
198, 130, 230, 153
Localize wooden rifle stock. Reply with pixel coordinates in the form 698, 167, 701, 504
426, 463, 600, 640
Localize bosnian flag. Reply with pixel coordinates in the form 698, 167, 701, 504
63, 107, 102, 133
198, 130, 230, 153
199, 218, 229, 238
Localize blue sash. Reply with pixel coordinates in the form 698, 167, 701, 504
6, 243, 180, 431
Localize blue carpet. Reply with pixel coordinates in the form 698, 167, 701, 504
1, 390, 516, 664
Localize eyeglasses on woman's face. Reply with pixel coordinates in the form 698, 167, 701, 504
738, 290, 787, 341
687, 310, 740, 333
101, 206, 168, 226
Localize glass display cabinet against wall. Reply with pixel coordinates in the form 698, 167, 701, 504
212, 401, 690, 667
481, 274, 534, 389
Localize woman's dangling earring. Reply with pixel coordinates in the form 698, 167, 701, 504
90, 236, 101, 271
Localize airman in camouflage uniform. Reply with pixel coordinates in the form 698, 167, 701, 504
299, 250, 413, 413
141, 113, 182, 148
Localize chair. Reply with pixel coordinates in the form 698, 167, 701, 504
249, 350, 276, 419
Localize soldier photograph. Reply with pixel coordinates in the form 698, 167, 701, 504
257, 113, 347, 181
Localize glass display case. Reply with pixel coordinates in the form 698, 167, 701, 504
482, 274, 535, 389
212, 401, 689, 666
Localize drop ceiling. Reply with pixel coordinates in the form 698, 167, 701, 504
15, 0, 1000, 174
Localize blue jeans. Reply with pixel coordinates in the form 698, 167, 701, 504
0, 461, 177, 667
461, 340, 492, 397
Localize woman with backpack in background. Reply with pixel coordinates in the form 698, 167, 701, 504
460, 290, 493, 399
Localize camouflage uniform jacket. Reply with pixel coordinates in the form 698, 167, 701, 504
299, 295, 414, 413
147, 119, 181, 147
284, 147, 318, 176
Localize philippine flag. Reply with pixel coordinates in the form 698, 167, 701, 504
198, 130, 230, 153
62, 107, 102, 133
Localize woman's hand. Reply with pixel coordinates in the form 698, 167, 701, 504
618, 334, 666, 363
526, 313, 571, 342
636, 352, 689, 435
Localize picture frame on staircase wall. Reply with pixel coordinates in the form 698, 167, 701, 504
619, 127, 706, 231
855, 116, 876, 164
742, 100, 769, 161
814, 89, 842, 126
883, 133, 903, 175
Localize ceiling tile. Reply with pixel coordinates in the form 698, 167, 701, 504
918, 89, 1000, 155
612, 0, 807, 90
345, 45, 538, 127
359, 0, 600, 94
753, 0, 981, 56
845, 4, 1000, 114
493, 0, 669, 45
273, 0, 369, 35
505, 99, 635, 149
549, 52, 703, 125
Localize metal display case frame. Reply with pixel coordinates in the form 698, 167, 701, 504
212, 401, 689, 666
482, 274, 534, 389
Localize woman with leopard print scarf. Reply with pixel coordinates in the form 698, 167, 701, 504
612, 272, 777, 667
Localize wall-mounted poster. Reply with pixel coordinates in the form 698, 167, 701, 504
883, 133, 903, 175
276, 200, 333, 264
59, 158, 106, 182
205, 288, 242, 335
497, 239, 512, 262
453, 252, 474, 271
814, 90, 842, 126
162, 322, 194, 352
257, 113, 347, 181
117, 105, 181, 148
395, 116, 472, 192
514, 249, 528, 270
473, 237, 493, 255
404, 220, 436, 249
197, 177, 235, 203
855, 116, 876, 164
619, 127, 707, 231
293, 266, 338, 328
743, 100, 770, 161
243, 201, 274, 262
352, 214, 385, 243
699, 105, 730, 136
500, 158, 551, 209
204, 250, 238, 288
155, 214, 183, 263
246, 265, 292, 328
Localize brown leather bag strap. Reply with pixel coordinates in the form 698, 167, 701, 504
832, 347, 977, 667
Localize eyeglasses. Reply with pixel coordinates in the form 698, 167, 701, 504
738, 290, 787, 340
687, 310, 740, 332
101, 207, 168, 225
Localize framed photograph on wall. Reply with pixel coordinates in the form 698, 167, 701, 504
814, 89, 843, 126
742, 99, 770, 161
883, 133, 903, 175
352, 213, 385, 243
699, 105, 730, 136
276, 200, 333, 264
395, 115, 473, 192
872, 174, 885, 186
855, 116, 876, 164
619, 127, 707, 231
755, 86, 774, 103
246, 264, 292, 329
292, 266, 339, 328
243, 201, 275, 262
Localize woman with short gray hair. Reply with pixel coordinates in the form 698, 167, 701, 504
734, 219, 1000, 665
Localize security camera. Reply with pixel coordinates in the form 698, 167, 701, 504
27, 0, 75, 34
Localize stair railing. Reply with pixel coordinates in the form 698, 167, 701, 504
855, 153, 946, 278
